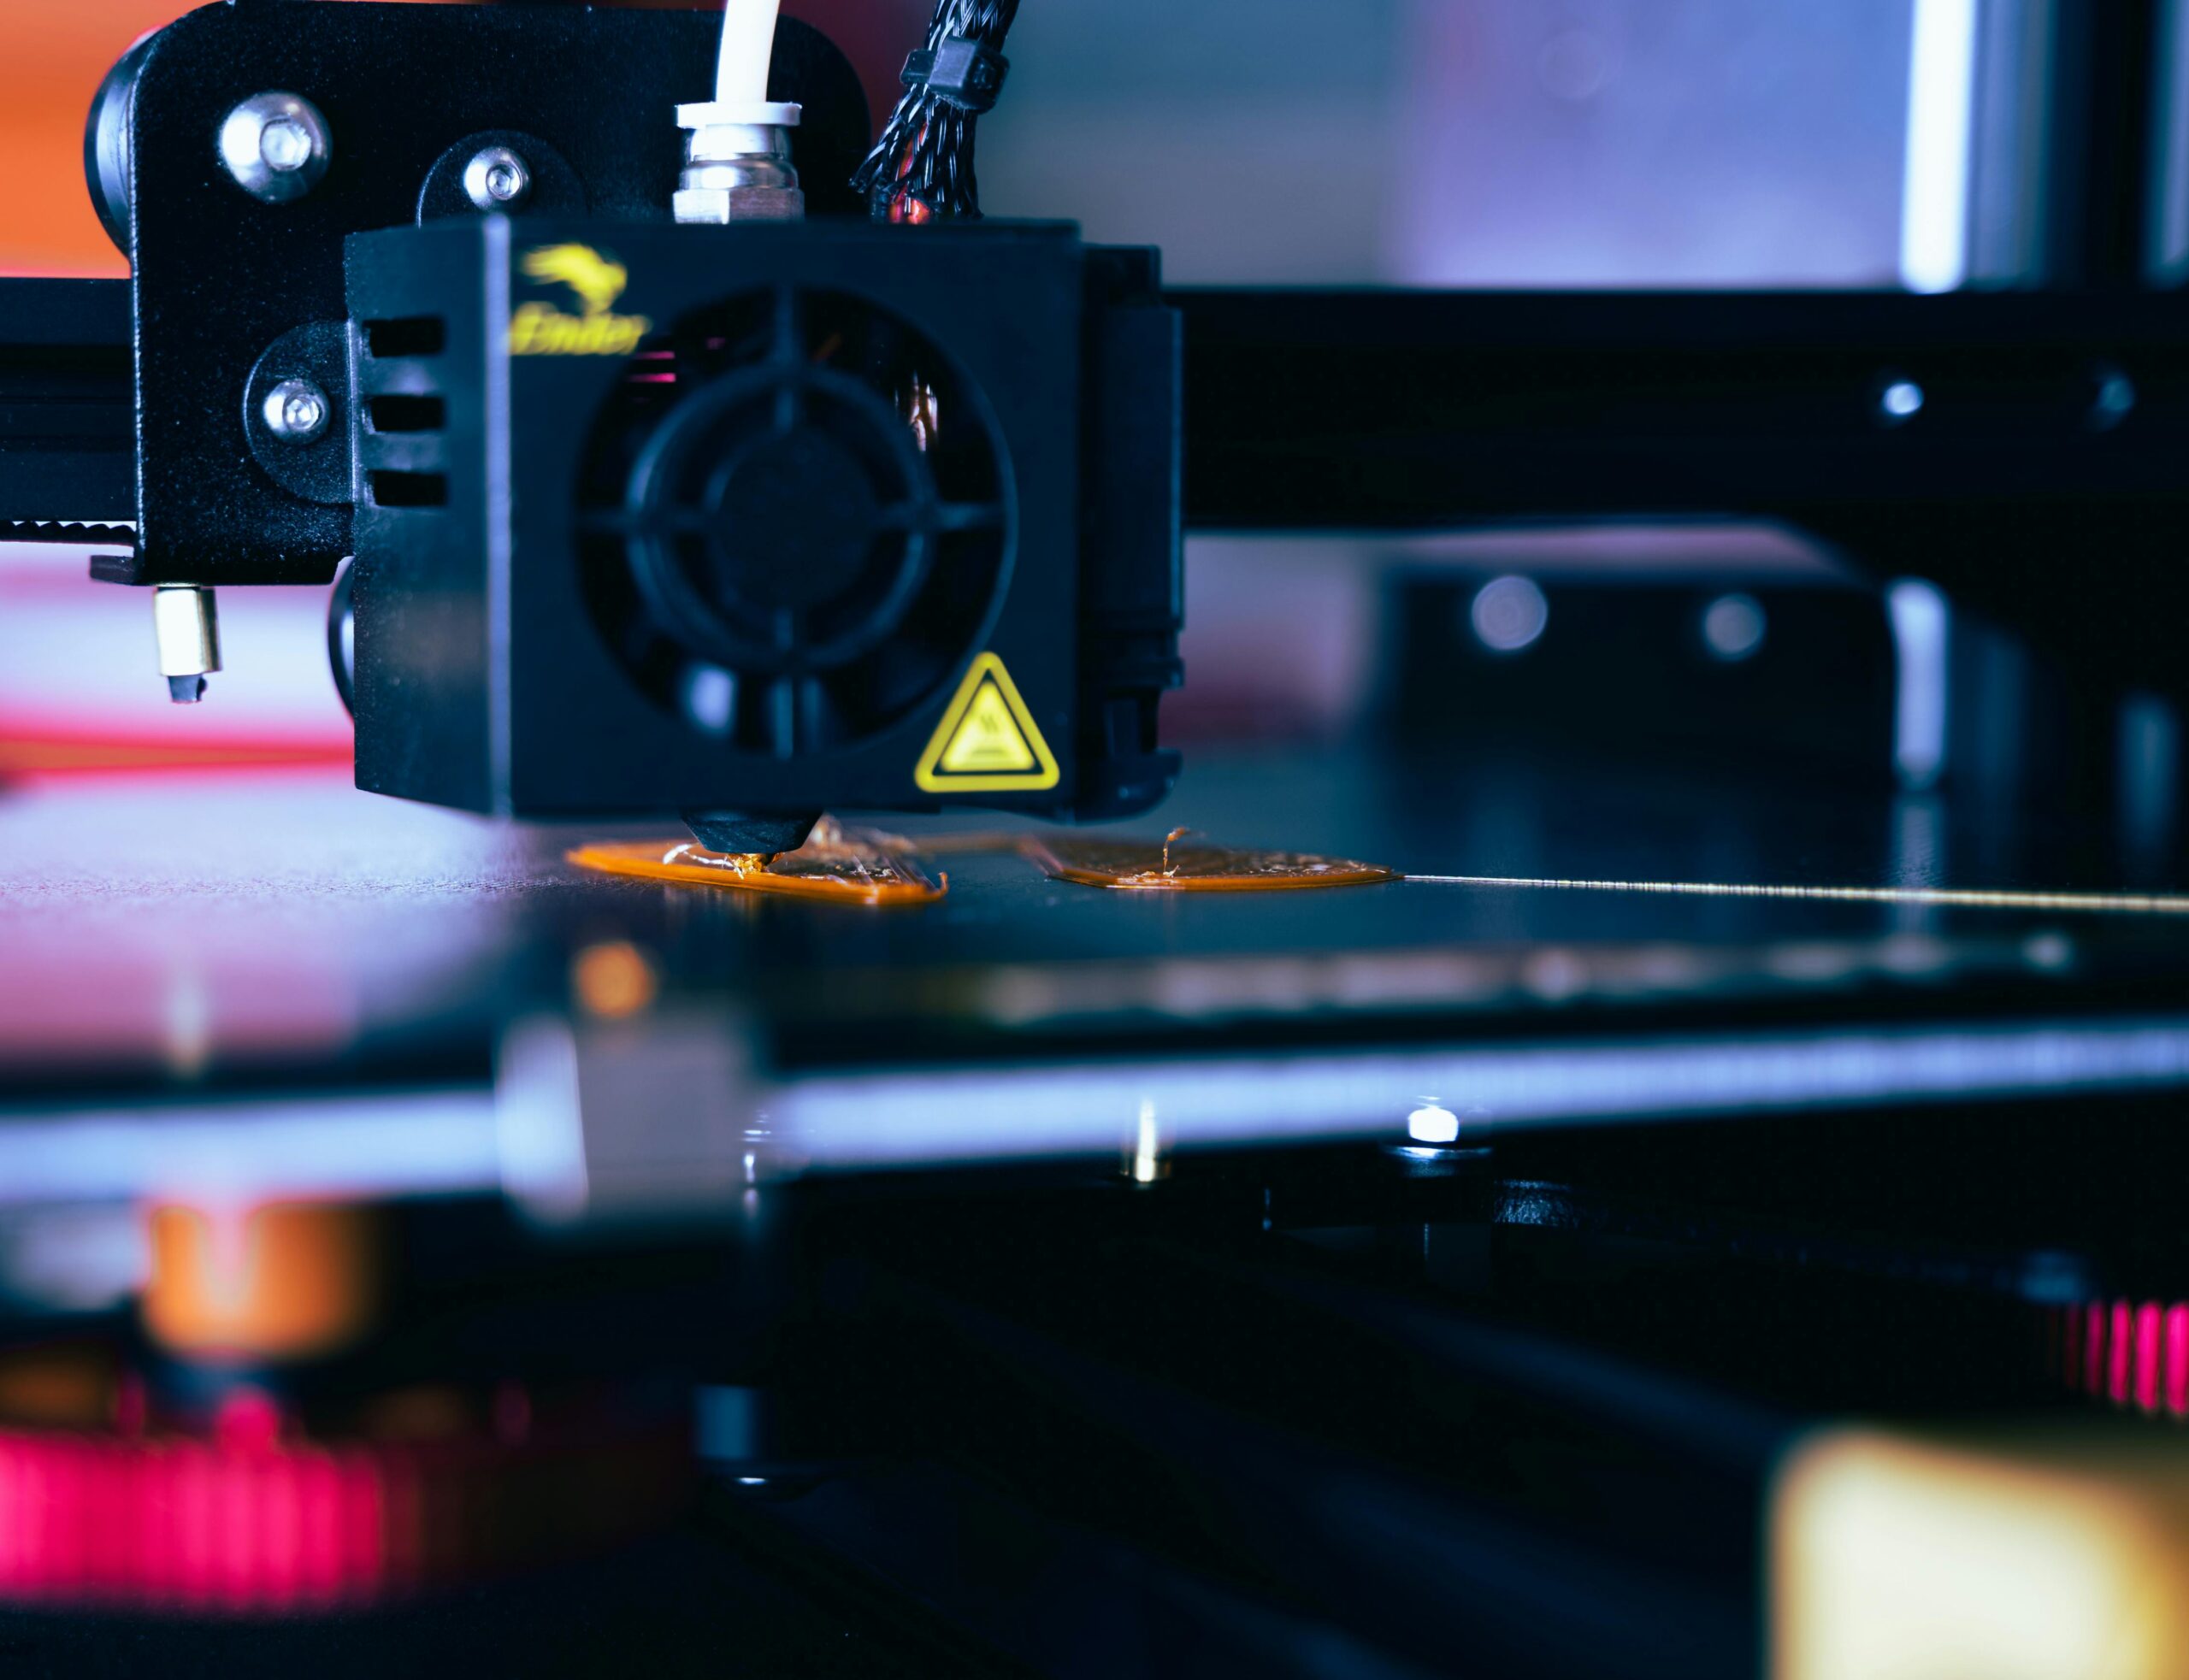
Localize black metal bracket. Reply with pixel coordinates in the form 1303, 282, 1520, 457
85, 0, 869, 587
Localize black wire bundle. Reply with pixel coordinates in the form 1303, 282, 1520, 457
851, 0, 1023, 223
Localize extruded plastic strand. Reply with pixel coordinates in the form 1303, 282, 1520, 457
714, 0, 783, 108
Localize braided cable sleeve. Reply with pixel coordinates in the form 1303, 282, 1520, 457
851, 0, 1023, 221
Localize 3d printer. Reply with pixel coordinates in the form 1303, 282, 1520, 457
16, 0, 1184, 853
5, 0, 2189, 847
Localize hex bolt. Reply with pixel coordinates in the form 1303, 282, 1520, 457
1875, 375, 1925, 427
261, 378, 331, 446
463, 145, 533, 212
152, 586, 221, 704
218, 92, 332, 203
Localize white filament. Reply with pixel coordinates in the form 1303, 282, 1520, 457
716, 0, 785, 106
1405, 876, 2189, 916
1899, 0, 1979, 293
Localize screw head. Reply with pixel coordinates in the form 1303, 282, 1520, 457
262, 378, 331, 445
1876, 376, 1925, 426
463, 145, 533, 212
219, 92, 332, 203
2090, 363, 2137, 431
258, 116, 314, 174
1700, 592, 1767, 663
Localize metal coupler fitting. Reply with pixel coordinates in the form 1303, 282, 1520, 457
673, 100, 805, 224
152, 585, 221, 704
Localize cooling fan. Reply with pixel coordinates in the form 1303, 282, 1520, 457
578, 287, 1014, 758
346, 215, 1177, 825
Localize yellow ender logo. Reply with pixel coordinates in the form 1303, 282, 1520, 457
510, 244, 652, 357
915, 652, 1060, 794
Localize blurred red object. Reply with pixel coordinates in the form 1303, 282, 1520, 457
0, 1395, 691, 1614
0, 551, 354, 779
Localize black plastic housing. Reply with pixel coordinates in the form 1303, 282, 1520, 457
346, 217, 1181, 824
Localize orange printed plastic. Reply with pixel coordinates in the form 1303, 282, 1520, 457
1020, 830, 1397, 892
568, 818, 947, 906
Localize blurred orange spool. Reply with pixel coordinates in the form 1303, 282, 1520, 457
143, 1203, 381, 1364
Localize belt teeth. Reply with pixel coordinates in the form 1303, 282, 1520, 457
0, 520, 136, 550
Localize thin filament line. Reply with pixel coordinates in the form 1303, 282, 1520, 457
1404, 875, 2189, 917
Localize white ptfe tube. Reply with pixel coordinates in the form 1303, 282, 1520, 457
716, 0, 785, 107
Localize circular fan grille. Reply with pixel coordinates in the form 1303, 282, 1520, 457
579, 288, 1014, 756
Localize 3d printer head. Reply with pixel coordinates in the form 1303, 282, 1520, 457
70, 0, 1180, 842
346, 215, 1180, 831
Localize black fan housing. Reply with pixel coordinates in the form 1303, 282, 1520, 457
578, 288, 1013, 758
348, 216, 1180, 822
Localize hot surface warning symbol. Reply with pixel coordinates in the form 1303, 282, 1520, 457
915, 652, 1060, 793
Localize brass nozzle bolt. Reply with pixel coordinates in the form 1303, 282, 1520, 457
152, 584, 221, 704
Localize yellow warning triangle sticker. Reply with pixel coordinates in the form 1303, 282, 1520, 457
915, 651, 1060, 793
